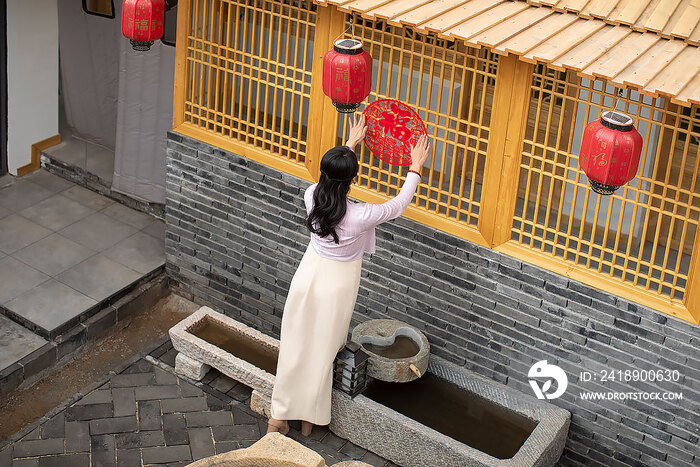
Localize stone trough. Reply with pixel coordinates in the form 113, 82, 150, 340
171, 307, 569, 467
252, 356, 570, 467
169, 306, 279, 395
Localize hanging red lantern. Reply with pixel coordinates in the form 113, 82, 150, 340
121, 0, 165, 51
322, 38, 372, 113
579, 110, 643, 195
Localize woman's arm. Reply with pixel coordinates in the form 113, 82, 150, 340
357, 172, 421, 228
356, 134, 431, 229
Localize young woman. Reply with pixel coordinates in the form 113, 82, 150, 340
267, 114, 432, 436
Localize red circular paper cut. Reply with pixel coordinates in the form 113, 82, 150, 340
362, 99, 427, 166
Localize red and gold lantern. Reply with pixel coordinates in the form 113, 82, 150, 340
322, 39, 372, 113
121, 0, 165, 51
579, 110, 643, 195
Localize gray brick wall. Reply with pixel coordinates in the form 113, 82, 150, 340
164, 131, 700, 467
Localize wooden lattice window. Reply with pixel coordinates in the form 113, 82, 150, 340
173, 1, 700, 322
183, 0, 316, 164
511, 64, 700, 304
333, 15, 498, 233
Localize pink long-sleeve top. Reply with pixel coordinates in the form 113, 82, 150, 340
304, 171, 421, 261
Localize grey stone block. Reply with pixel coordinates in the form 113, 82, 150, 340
188, 427, 215, 460
115, 431, 166, 449
13, 438, 65, 457
162, 396, 209, 413
134, 384, 181, 400
142, 445, 192, 464
66, 403, 113, 421
18, 342, 57, 379
65, 421, 90, 452
163, 413, 189, 446
111, 372, 154, 388
185, 411, 233, 428
137, 400, 162, 431
89, 416, 137, 435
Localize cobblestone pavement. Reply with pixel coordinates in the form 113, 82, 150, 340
0, 340, 396, 466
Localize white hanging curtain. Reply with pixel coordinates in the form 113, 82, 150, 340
57, 0, 119, 149
112, 36, 174, 205
57, 0, 173, 204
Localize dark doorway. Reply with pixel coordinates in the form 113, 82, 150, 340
0, 0, 7, 176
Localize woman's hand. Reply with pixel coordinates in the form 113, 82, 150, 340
409, 134, 431, 173
345, 113, 367, 151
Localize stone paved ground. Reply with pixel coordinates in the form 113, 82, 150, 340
0, 339, 396, 466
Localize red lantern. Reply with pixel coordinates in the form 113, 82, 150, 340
579, 110, 643, 195
322, 39, 372, 113
121, 0, 165, 51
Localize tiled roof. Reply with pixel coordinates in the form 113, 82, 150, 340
316, 0, 700, 105
521, 0, 700, 43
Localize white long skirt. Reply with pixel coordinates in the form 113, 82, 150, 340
270, 241, 362, 425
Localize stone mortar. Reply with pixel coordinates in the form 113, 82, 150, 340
351, 319, 430, 383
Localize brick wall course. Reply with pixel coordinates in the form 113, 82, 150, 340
165, 132, 700, 467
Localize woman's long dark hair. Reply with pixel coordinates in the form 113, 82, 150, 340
306, 146, 359, 244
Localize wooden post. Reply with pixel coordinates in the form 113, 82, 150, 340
478, 54, 533, 247
683, 228, 700, 324
305, 5, 345, 181
172, 0, 192, 130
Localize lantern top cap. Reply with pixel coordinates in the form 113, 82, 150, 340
601, 110, 633, 128
333, 38, 364, 55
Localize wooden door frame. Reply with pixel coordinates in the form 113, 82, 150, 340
0, 0, 7, 176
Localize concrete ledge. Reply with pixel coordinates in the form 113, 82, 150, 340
41, 152, 164, 219
0, 272, 169, 397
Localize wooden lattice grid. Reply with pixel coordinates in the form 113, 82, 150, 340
512, 64, 700, 303
173, 0, 700, 322
333, 14, 498, 229
183, 0, 317, 164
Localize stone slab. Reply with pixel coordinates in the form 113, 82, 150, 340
186, 431, 372, 467
0, 315, 47, 371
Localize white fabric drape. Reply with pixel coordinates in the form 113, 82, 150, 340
57, 0, 173, 203
111, 37, 174, 204
57, 0, 119, 149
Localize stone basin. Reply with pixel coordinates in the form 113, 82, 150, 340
351, 319, 430, 383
